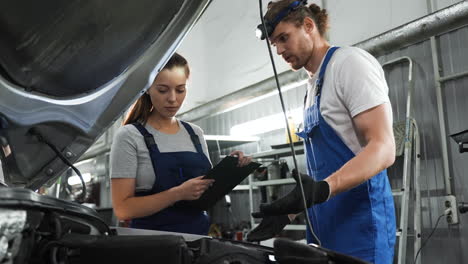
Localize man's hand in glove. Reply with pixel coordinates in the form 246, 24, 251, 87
258, 170, 331, 216
246, 213, 290, 242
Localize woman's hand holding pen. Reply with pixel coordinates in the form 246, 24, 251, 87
175, 176, 214, 201
229, 150, 252, 167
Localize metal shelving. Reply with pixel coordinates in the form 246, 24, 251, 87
248, 143, 307, 232
205, 135, 260, 150
251, 144, 304, 159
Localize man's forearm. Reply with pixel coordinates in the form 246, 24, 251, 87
324, 140, 395, 197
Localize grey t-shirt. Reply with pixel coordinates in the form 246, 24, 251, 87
110, 120, 211, 192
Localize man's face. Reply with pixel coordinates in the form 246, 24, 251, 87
269, 21, 312, 70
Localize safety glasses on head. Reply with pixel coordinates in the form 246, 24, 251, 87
255, 0, 308, 40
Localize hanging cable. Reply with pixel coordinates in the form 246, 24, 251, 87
257, 0, 321, 245
31, 129, 87, 203
413, 213, 445, 264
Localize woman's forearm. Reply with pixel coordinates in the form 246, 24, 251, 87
114, 187, 181, 220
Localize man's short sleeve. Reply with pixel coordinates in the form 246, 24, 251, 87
337, 48, 390, 118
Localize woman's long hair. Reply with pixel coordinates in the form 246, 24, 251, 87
123, 53, 190, 125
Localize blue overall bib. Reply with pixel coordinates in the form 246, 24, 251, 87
130, 121, 211, 235
297, 47, 396, 263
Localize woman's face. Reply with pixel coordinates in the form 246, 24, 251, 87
148, 66, 188, 119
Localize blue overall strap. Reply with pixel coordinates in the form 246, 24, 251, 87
303, 46, 339, 106
131, 123, 161, 180
180, 121, 204, 155
316, 46, 339, 95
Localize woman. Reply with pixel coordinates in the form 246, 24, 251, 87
110, 53, 251, 235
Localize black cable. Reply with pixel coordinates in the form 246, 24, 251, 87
31, 129, 87, 203
413, 213, 445, 264
258, 0, 321, 245
52, 213, 63, 240
39, 240, 62, 261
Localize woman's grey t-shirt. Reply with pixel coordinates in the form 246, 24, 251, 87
110, 120, 211, 192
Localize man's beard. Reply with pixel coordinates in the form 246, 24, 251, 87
289, 58, 305, 71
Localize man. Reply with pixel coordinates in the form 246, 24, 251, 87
247, 1, 396, 263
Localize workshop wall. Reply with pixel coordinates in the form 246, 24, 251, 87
436, 26, 468, 262
377, 26, 468, 263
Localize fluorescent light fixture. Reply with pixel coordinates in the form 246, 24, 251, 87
230, 107, 303, 137
220, 79, 308, 114
204, 135, 260, 142
68, 173, 92, 186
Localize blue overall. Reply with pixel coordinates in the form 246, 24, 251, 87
129, 121, 211, 235
297, 47, 396, 263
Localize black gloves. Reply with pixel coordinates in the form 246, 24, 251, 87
246, 171, 330, 242
246, 214, 290, 242
257, 170, 330, 216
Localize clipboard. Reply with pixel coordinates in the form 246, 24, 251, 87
187, 156, 261, 210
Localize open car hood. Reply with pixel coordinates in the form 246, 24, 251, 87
0, 0, 211, 189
